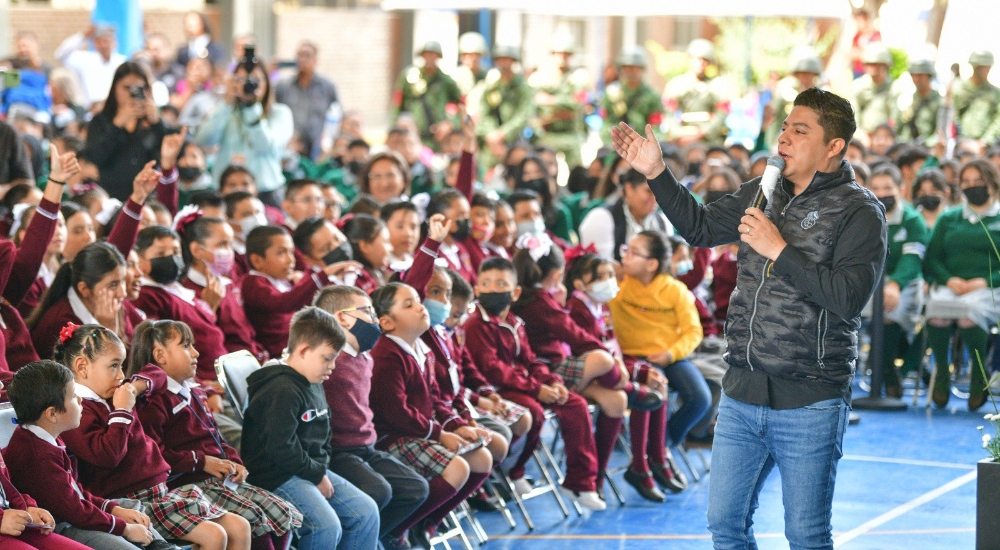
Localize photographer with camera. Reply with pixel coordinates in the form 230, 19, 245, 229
196, 45, 293, 208
83, 62, 169, 202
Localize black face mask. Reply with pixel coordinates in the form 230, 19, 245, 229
452, 219, 471, 241
877, 195, 897, 213
177, 166, 203, 182
347, 161, 364, 175
148, 255, 184, 285
520, 178, 549, 198
478, 292, 513, 316
704, 190, 728, 204
349, 318, 382, 353
687, 161, 702, 177
915, 195, 943, 211
323, 243, 353, 265
964, 185, 991, 207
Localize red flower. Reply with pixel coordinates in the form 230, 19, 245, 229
59, 323, 79, 345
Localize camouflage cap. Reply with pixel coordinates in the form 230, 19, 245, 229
687, 38, 716, 63
908, 58, 935, 75
493, 44, 520, 61
418, 41, 443, 56
969, 49, 995, 67
458, 32, 487, 55
788, 46, 822, 75
617, 46, 647, 68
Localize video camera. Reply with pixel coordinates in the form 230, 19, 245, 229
238, 45, 260, 105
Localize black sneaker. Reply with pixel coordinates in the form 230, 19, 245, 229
467, 488, 503, 512
627, 387, 665, 412
623, 468, 666, 503
650, 460, 687, 493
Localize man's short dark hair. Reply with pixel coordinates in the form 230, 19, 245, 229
895, 146, 930, 170
314, 285, 368, 313
292, 216, 327, 255
348, 138, 370, 150
246, 225, 288, 261
792, 88, 857, 158
9, 360, 75, 425
288, 306, 346, 353
448, 269, 474, 302
621, 169, 648, 187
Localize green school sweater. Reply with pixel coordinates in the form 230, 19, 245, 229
924, 202, 1000, 287
886, 203, 931, 288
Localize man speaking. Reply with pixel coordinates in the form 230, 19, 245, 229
612, 88, 887, 549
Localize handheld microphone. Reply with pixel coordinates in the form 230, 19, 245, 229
753, 155, 785, 210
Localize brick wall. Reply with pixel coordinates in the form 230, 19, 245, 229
275, 6, 398, 135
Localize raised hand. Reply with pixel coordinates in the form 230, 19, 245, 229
610, 122, 666, 180
427, 213, 452, 242
130, 160, 162, 204
460, 105, 477, 153
48, 144, 80, 184
161, 126, 188, 171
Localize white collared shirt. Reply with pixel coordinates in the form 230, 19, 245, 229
341, 342, 359, 358
24, 424, 59, 447
385, 334, 429, 373
249, 270, 292, 293
438, 241, 462, 271
75, 382, 108, 409
963, 199, 1000, 224
67, 287, 100, 326
140, 277, 197, 305
166, 376, 193, 400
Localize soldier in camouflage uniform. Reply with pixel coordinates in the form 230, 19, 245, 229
851, 42, 895, 138
528, 36, 591, 167
952, 50, 1000, 145
893, 58, 942, 147
478, 45, 535, 169
454, 32, 489, 120
662, 39, 731, 146
392, 40, 463, 149
766, 47, 823, 149
601, 46, 664, 142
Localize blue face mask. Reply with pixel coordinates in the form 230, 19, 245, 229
349, 318, 382, 353
424, 298, 451, 327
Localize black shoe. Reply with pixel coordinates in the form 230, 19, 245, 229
147, 541, 182, 550
382, 534, 413, 550
407, 526, 431, 549
650, 460, 687, 493
467, 488, 503, 512
627, 387, 665, 412
623, 468, 666, 502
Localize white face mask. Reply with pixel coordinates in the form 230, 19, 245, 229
239, 212, 268, 240
516, 217, 546, 238
587, 278, 619, 303
674, 260, 694, 276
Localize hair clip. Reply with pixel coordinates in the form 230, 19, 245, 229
516, 232, 553, 262
59, 322, 80, 345
172, 204, 204, 240
564, 243, 597, 265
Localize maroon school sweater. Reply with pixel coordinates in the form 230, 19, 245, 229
369, 335, 466, 448
324, 347, 377, 448
182, 271, 269, 363
136, 367, 242, 488
241, 270, 326, 359
513, 290, 605, 365
0, 450, 36, 511
6, 426, 126, 535
423, 326, 494, 421
134, 283, 227, 381
32, 297, 145, 360
0, 241, 15, 381
63, 375, 172, 499
463, 304, 561, 395
3, 198, 59, 310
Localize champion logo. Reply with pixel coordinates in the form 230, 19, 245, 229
301, 408, 329, 422
801, 211, 820, 229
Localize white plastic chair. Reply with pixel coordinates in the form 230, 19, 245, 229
214, 351, 262, 423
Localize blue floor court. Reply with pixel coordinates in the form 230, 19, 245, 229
473, 388, 987, 549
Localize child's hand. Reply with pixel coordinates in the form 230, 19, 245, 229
323, 261, 363, 278
470, 427, 493, 443
290, 270, 305, 284
232, 464, 249, 483
130, 161, 161, 205
111, 506, 151, 527
202, 272, 226, 312
454, 425, 480, 443
552, 383, 569, 405
537, 385, 559, 404
204, 456, 237, 479
112, 382, 137, 411
439, 431, 463, 451
92, 287, 121, 329
160, 126, 188, 171
206, 393, 225, 413
1, 509, 31, 536
645, 368, 667, 393
48, 144, 80, 185
460, 105, 477, 154
123, 523, 154, 546
427, 213, 452, 242
646, 350, 673, 367
25, 507, 54, 533
317, 475, 335, 498
476, 396, 497, 413
130, 379, 150, 396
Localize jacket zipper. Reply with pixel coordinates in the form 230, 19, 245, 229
816, 308, 828, 369
745, 260, 771, 371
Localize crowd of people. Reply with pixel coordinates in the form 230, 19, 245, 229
0, 7, 996, 550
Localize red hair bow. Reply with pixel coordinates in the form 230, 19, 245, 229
334, 213, 355, 231
172, 205, 203, 240
59, 322, 79, 345
564, 243, 597, 265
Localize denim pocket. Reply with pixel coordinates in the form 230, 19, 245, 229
801, 397, 845, 411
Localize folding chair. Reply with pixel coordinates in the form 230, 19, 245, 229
495, 411, 572, 530
0, 403, 17, 447
452, 501, 488, 545
214, 350, 263, 423
540, 410, 583, 515
426, 510, 474, 550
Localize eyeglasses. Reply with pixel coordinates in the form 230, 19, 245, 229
619, 244, 650, 259
338, 305, 376, 321
295, 196, 327, 206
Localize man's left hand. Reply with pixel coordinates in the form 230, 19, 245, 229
739, 208, 787, 261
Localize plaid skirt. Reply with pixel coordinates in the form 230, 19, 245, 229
553, 354, 589, 391
127, 482, 227, 538
195, 478, 303, 537
387, 437, 455, 479
475, 398, 528, 427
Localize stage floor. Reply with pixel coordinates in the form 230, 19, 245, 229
474, 386, 985, 549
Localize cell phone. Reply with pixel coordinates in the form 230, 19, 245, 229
25, 522, 50, 530
455, 436, 487, 455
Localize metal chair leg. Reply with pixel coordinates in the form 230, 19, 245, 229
483, 475, 517, 529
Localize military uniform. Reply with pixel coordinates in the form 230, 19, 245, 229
455, 32, 489, 119
953, 51, 1000, 144
601, 47, 663, 142
893, 60, 941, 148
662, 39, 730, 145
528, 38, 590, 167
479, 74, 534, 148
392, 42, 463, 147
766, 47, 822, 149
851, 43, 895, 135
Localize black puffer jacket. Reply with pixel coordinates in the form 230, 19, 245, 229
648, 160, 887, 389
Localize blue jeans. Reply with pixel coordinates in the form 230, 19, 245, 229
274, 470, 380, 550
662, 359, 713, 447
706, 393, 849, 550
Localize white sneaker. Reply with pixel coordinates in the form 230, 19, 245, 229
511, 477, 534, 496
559, 487, 607, 511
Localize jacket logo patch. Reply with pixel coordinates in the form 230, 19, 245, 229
801, 211, 820, 229
301, 408, 329, 422
893, 228, 908, 242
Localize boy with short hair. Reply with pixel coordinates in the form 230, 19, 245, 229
241, 225, 353, 358
313, 286, 429, 548
281, 179, 326, 231
242, 306, 380, 550
5, 360, 173, 550
464, 257, 605, 510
